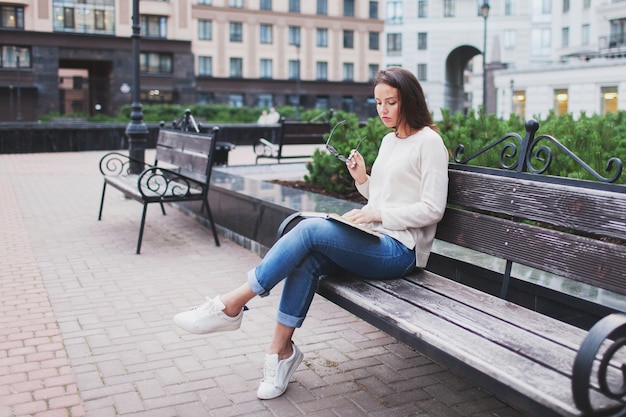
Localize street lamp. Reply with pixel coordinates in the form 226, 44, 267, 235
481, 2, 490, 113
126, 0, 148, 174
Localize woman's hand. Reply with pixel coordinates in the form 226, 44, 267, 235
342, 208, 381, 224
346, 150, 368, 185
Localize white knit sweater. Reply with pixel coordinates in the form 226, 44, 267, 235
356, 126, 449, 267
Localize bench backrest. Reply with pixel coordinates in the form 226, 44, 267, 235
436, 119, 626, 298
279, 118, 330, 146
155, 127, 220, 184
437, 167, 626, 295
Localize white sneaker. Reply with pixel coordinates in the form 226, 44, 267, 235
257, 342, 304, 400
173, 296, 242, 334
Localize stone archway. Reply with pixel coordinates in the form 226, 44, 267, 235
444, 45, 481, 115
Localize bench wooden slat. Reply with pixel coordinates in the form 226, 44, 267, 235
436, 208, 626, 294
448, 169, 626, 241
317, 275, 622, 417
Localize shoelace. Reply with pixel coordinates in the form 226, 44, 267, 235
261, 357, 278, 384
189, 297, 222, 314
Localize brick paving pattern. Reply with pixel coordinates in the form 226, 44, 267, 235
0, 150, 530, 417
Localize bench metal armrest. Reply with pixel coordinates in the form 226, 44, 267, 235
572, 312, 626, 416
136, 166, 205, 199
98, 151, 152, 176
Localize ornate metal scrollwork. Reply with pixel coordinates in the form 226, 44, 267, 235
572, 313, 626, 416
454, 132, 523, 170
137, 167, 197, 198
454, 119, 624, 183
99, 152, 132, 176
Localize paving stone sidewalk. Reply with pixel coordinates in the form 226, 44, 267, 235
0, 150, 529, 417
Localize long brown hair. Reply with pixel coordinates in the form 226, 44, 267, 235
373, 67, 438, 133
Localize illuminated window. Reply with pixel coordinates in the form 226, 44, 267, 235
601, 86, 618, 114
554, 89, 568, 115
512, 90, 526, 121
1, 5, 24, 28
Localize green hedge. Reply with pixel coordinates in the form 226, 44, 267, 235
304, 109, 626, 192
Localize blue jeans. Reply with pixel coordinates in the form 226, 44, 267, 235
247, 218, 416, 328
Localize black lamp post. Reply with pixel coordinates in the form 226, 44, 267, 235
481, 2, 490, 113
126, 0, 148, 174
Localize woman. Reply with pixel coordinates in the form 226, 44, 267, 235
174, 67, 449, 400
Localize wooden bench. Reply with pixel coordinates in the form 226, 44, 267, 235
98, 128, 221, 254
254, 117, 330, 163
277, 120, 626, 417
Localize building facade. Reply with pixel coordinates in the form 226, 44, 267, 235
383, 0, 626, 120
0, 0, 384, 121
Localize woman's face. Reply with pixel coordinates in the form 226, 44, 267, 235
374, 83, 400, 130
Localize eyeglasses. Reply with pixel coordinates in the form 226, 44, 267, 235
325, 120, 367, 163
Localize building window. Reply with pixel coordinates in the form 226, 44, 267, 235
563, 0, 569, 13
505, 0, 514, 16
289, 0, 300, 13
288, 59, 300, 79
554, 89, 568, 115
140, 52, 172, 73
316, 61, 328, 80
198, 0, 212, 4
368, 64, 379, 81
344, 30, 354, 49
418, 0, 428, 18
582, 24, 590, 46
198, 56, 212, 76
198, 19, 212, 40
601, 87, 618, 114
94, 10, 105, 30
1, 46, 30, 68
260, 24, 273, 44
343, 63, 354, 81
562, 27, 569, 47
387, 33, 402, 55
230, 57, 243, 77
370, 1, 378, 19
260, 0, 272, 10
344, 0, 355, 17
444, 0, 455, 17
258, 93, 273, 108
369, 32, 380, 50
229, 0, 243, 8
230, 22, 243, 42
317, 28, 328, 47
63, 7, 75, 28
341, 96, 355, 112
229, 94, 244, 107
260, 59, 273, 78
315, 96, 330, 110
197, 92, 215, 104
417, 63, 427, 81
52, 1, 115, 34
387, 0, 402, 24
513, 89, 526, 120
289, 26, 301, 46
531, 28, 551, 57
141, 15, 167, 38
1, 5, 24, 28
504, 29, 516, 49
417, 32, 427, 50
317, 0, 328, 15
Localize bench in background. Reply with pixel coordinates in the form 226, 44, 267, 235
254, 117, 330, 163
98, 128, 221, 254
278, 120, 626, 417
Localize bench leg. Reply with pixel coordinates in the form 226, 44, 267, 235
136, 203, 148, 254
98, 182, 107, 220
202, 200, 220, 247
159, 202, 166, 215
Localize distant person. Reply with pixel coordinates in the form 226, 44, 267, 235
266, 107, 280, 124
257, 109, 269, 124
174, 67, 449, 400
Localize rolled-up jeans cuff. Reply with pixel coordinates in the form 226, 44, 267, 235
247, 268, 270, 297
276, 310, 305, 328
